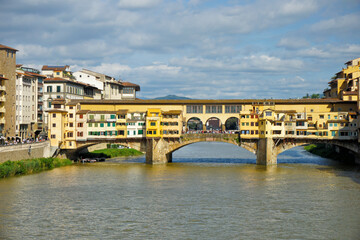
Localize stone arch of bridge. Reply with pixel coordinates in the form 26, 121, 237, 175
275, 139, 359, 156
70, 140, 146, 158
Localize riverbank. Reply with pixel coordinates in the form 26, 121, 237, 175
0, 157, 72, 178
80, 148, 143, 159
304, 144, 355, 163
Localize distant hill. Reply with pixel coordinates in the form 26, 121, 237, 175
153, 95, 191, 100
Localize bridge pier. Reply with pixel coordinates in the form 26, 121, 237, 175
256, 138, 277, 165
145, 138, 172, 164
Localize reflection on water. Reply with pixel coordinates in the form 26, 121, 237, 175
0, 142, 360, 240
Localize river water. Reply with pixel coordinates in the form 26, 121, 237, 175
1, 142, 360, 240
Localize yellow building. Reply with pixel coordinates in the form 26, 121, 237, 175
45, 97, 359, 150
161, 110, 182, 138
324, 58, 360, 101
146, 108, 162, 138
116, 110, 128, 138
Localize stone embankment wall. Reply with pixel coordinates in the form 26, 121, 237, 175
0, 141, 54, 163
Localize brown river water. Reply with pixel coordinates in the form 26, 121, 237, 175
0, 142, 360, 240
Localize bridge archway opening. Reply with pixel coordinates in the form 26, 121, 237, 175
187, 117, 203, 131
171, 141, 256, 164
277, 142, 357, 164
205, 117, 222, 131
225, 117, 239, 131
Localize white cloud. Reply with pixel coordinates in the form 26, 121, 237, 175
135, 64, 181, 74
118, 0, 162, 9
279, 0, 318, 16
1, 0, 358, 99
278, 37, 309, 49
298, 47, 331, 58
91, 63, 132, 78
310, 13, 360, 33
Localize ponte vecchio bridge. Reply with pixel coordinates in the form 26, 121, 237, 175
49, 98, 360, 165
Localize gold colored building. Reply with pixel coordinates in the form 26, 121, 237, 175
46, 98, 358, 150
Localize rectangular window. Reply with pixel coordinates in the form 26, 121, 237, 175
112, 122, 115, 127
266, 112, 272, 116
52, 123, 56, 127
47, 86, 52, 92
206, 105, 222, 113
51, 134, 56, 139
123, 87, 134, 94
69, 114, 73, 118
100, 123, 104, 127
56, 86, 61, 92
186, 105, 203, 114
79, 114, 83, 119
88, 123, 92, 127
111, 114, 116, 119
150, 122, 156, 126
89, 115, 94, 120
225, 105, 242, 113
107, 122, 111, 127
52, 113, 56, 118
101, 115, 105, 120
138, 130, 143, 134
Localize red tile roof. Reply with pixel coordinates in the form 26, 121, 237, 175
122, 81, 140, 91
0, 44, 18, 51
0, 76, 8, 80
25, 72, 47, 78
42, 65, 69, 71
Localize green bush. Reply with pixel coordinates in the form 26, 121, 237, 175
0, 157, 72, 179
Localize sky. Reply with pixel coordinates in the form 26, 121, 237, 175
1, 0, 360, 99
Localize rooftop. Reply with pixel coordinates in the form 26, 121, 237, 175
0, 44, 18, 51
67, 98, 347, 106
42, 65, 69, 71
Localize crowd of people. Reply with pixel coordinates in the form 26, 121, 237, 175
0, 136, 48, 146
183, 130, 239, 134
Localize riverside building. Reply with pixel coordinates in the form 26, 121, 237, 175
0, 44, 17, 138
73, 69, 140, 100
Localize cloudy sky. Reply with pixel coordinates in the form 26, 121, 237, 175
1, 0, 360, 99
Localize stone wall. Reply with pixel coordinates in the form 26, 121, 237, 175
0, 141, 52, 163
